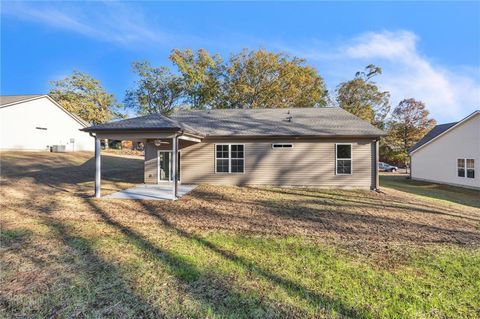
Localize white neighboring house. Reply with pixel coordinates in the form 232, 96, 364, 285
409, 110, 479, 190
0, 94, 94, 152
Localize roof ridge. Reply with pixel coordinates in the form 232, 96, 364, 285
174, 106, 340, 112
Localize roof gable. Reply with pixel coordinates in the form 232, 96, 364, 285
409, 110, 480, 154
0, 94, 89, 127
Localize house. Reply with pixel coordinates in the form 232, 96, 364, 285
83, 107, 385, 198
0, 94, 93, 152
409, 110, 479, 190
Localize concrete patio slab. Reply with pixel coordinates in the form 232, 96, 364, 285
104, 184, 197, 200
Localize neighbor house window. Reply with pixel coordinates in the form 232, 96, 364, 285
457, 159, 465, 177
467, 159, 475, 178
458, 158, 475, 178
272, 143, 293, 149
215, 144, 244, 173
336, 144, 352, 175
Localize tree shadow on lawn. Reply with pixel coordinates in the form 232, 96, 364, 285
380, 175, 480, 209
133, 200, 372, 318
83, 199, 310, 318
3, 196, 161, 318
46, 221, 162, 318
244, 186, 480, 223
1, 154, 144, 188
188, 188, 480, 246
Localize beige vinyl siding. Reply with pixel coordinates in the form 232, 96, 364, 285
144, 142, 158, 184
144, 139, 197, 183
176, 138, 374, 188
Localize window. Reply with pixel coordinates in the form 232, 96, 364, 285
216, 145, 229, 173
215, 144, 244, 173
457, 159, 465, 177
272, 143, 293, 149
336, 144, 352, 175
467, 159, 475, 178
458, 159, 475, 178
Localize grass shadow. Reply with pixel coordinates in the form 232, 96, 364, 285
138, 200, 370, 319
84, 198, 296, 318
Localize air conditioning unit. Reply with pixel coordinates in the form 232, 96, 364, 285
51, 145, 66, 153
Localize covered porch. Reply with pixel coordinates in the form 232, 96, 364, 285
91, 130, 203, 200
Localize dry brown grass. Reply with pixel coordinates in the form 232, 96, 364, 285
1, 152, 479, 318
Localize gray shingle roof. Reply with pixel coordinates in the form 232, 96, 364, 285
82, 113, 203, 136
84, 107, 386, 137
170, 107, 385, 137
409, 122, 457, 153
0, 94, 44, 106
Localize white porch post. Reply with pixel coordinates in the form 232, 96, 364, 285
95, 136, 101, 198
375, 139, 379, 190
172, 134, 178, 200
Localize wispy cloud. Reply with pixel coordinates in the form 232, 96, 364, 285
281, 30, 480, 122
2, 1, 171, 46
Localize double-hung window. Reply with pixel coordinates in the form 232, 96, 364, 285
336, 144, 352, 175
457, 159, 466, 177
467, 159, 475, 178
215, 144, 244, 173
458, 158, 475, 178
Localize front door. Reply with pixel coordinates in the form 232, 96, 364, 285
158, 151, 171, 182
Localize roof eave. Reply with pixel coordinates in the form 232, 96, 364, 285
81, 126, 206, 138
203, 133, 386, 139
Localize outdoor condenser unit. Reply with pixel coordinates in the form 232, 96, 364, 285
51, 145, 66, 153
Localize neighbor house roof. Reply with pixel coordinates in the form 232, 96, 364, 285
0, 94, 89, 127
83, 107, 386, 138
408, 122, 457, 153
409, 110, 480, 154
0, 94, 44, 106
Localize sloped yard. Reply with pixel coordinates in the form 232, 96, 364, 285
1, 152, 479, 318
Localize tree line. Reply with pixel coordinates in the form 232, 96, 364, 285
48, 48, 436, 166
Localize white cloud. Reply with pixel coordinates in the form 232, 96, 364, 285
2, 2, 170, 47
285, 31, 480, 123
343, 31, 479, 121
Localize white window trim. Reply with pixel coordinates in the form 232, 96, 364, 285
458, 158, 475, 179
272, 143, 294, 149
214, 144, 245, 174
335, 143, 353, 175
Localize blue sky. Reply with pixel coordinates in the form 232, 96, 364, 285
2, 1, 479, 122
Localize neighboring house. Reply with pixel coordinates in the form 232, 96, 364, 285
83, 107, 385, 198
0, 94, 93, 152
409, 110, 480, 190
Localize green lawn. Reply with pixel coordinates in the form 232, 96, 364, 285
380, 174, 480, 209
1, 152, 479, 318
